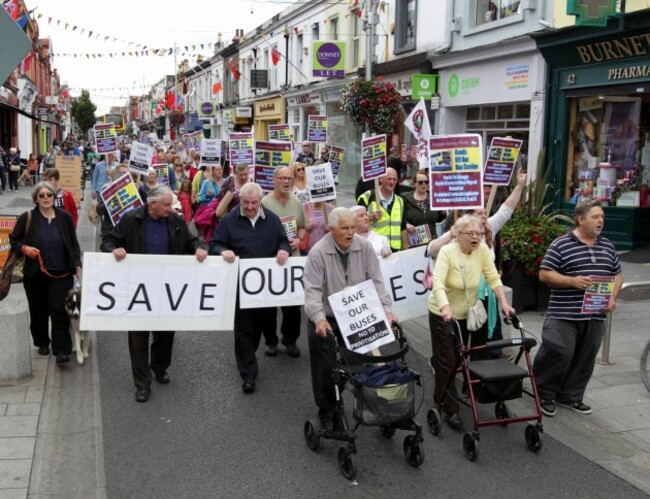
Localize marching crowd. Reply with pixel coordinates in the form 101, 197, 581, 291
7, 135, 622, 431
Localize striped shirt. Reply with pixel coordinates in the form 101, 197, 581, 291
541, 231, 621, 321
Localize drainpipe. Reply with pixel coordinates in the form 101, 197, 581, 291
433, 0, 455, 54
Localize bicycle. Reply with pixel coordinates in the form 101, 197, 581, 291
642, 338, 650, 394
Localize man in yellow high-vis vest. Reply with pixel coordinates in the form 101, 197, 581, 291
356, 167, 408, 251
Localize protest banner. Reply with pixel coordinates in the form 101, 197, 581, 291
280, 215, 298, 240
235, 247, 429, 320
307, 115, 328, 143
238, 257, 307, 309
182, 133, 193, 151
253, 165, 276, 192
306, 162, 336, 202
99, 173, 143, 226
152, 163, 169, 186
483, 137, 523, 185
362, 134, 388, 181
94, 123, 118, 155
582, 276, 616, 313
407, 224, 432, 248
128, 141, 155, 176
190, 130, 204, 149
200, 138, 222, 168
255, 140, 293, 168
55, 155, 82, 204
0, 215, 17, 271
80, 253, 238, 331
229, 132, 255, 166
328, 280, 394, 355
268, 124, 291, 142
428, 134, 484, 211
405, 98, 432, 169
328, 145, 345, 176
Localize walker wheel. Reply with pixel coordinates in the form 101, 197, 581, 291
380, 425, 396, 438
304, 420, 320, 451
525, 425, 543, 452
495, 402, 510, 426
338, 448, 357, 480
427, 408, 442, 436
463, 433, 480, 462
403, 435, 425, 467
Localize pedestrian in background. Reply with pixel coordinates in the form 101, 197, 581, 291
7, 147, 21, 192
9, 181, 81, 363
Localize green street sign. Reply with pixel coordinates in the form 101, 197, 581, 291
567, 0, 618, 27
411, 74, 439, 100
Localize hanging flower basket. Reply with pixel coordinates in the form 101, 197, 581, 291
168, 111, 185, 128
340, 79, 402, 135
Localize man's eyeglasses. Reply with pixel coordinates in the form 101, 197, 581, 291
587, 247, 597, 264
459, 231, 485, 238
416, 180, 429, 185
277, 176, 294, 181
38, 192, 54, 199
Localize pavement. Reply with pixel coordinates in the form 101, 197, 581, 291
0, 183, 648, 497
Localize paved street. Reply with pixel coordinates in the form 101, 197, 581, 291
1, 184, 649, 498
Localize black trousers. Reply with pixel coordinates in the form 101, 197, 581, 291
23, 272, 73, 355
234, 306, 276, 380
429, 312, 488, 414
307, 319, 340, 422
8, 170, 19, 190
128, 331, 175, 389
0, 169, 6, 190
262, 305, 302, 347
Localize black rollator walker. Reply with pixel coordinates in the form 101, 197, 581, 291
304, 323, 425, 480
427, 315, 544, 461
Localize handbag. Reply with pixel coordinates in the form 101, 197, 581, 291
9, 164, 20, 172
456, 243, 487, 332
215, 190, 233, 219
0, 211, 32, 301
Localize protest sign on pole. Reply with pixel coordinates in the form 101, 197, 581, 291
429, 134, 484, 211
190, 130, 204, 149
405, 97, 432, 170
361, 134, 388, 181
94, 123, 118, 155
407, 224, 432, 248
228, 132, 255, 167
255, 141, 293, 168
55, 155, 82, 204
200, 138, 222, 168
99, 173, 143, 226
306, 162, 336, 202
268, 124, 291, 142
328, 280, 394, 355
307, 115, 328, 143
238, 257, 307, 309
0, 215, 18, 271
328, 145, 345, 176
182, 133, 193, 151
128, 141, 154, 177
581, 276, 616, 313
152, 163, 170, 186
80, 253, 238, 331
253, 166, 276, 192
483, 137, 523, 185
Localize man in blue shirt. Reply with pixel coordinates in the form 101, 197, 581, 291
534, 200, 622, 417
91, 153, 117, 201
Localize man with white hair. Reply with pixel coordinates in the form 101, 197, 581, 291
304, 207, 396, 429
209, 182, 291, 394
101, 185, 207, 403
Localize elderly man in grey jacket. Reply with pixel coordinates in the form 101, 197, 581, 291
303, 207, 396, 429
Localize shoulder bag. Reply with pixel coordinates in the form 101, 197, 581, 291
456, 243, 487, 332
0, 211, 32, 301
422, 245, 434, 291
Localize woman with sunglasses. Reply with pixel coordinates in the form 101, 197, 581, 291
291, 162, 310, 203
403, 168, 446, 246
9, 182, 81, 364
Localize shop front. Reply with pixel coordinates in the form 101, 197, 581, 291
434, 41, 547, 176
253, 95, 285, 141
535, 11, 650, 249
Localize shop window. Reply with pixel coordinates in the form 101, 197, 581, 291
474, 0, 521, 27
467, 107, 480, 121
498, 105, 514, 120
330, 17, 338, 40
481, 106, 496, 120
394, 0, 416, 55
515, 103, 530, 119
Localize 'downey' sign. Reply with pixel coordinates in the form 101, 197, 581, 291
328, 279, 394, 354
80, 253, 238, 331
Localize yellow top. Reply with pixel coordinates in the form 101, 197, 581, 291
428, 242, 502, 319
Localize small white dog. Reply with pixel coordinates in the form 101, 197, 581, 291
65, 287, 90, 365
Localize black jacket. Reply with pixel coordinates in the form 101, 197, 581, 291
402, 191, 446, 237
9, 207, 81, 278
100, 204, 202, 255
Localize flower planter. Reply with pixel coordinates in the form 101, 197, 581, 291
501, 260, 550, 312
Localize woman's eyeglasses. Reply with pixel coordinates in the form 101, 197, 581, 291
295, 168, 304, 172
416, 180, 429, 185
38, 192, 54, 199
459, 231, 485, 238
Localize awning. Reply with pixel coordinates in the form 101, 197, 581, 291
0, 101, 61, 126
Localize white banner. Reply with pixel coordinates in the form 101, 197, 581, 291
306, 162, 336, 202
238, 257, 307, 309
236, 247, 429, 320
328, 280, 394, 354
80, 253, 238, 331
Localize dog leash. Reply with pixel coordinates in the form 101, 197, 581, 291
37, 253, 70, 279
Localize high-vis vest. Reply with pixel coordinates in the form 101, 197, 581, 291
358, 190, 404, 250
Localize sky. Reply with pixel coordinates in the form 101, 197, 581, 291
33, 0, 291, 114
